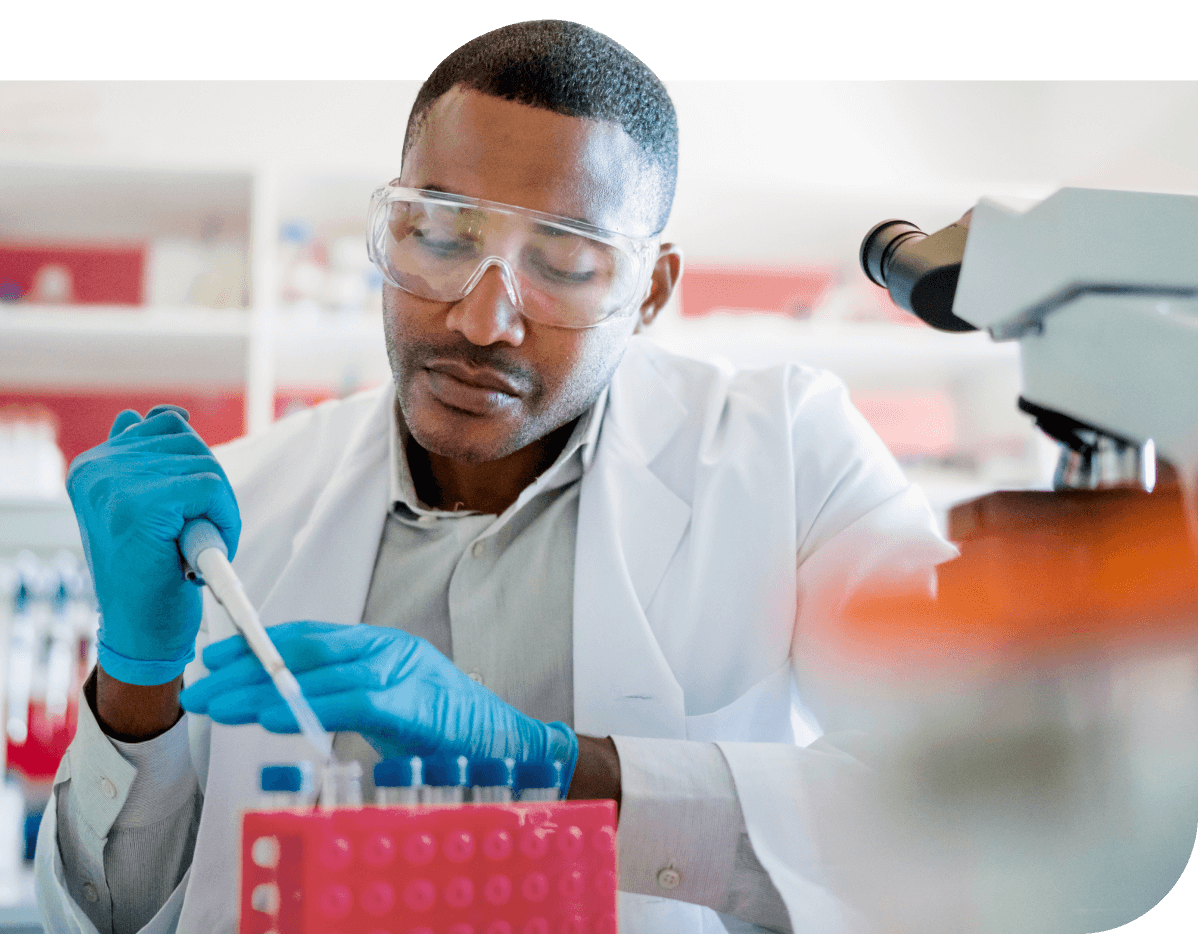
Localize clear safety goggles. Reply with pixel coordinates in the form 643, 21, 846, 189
367, 184, 659, 329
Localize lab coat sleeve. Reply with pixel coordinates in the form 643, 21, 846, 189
717, 492, 953, 932
35, 676, 201, 934
613, 734, 795, 932
709, 367, 958, 932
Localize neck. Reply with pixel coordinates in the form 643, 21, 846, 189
408, 419, 578, 515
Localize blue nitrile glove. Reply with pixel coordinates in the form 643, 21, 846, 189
178, 621, 579, 793
66, 406, 240, 686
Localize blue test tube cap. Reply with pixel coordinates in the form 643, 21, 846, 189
421, 754, 469, 788
515, 761, 563, 793
374, 756, 423, 788
468, 757, 516, 789
260, 762, 313, 794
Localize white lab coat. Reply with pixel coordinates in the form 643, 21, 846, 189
37, 337, 955, 934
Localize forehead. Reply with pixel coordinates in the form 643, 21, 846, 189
400, 86, 657, 237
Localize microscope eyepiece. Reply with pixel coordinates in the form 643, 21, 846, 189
860, 219, 926, 289
859, 211, 977, 333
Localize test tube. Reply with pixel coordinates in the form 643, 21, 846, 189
320, 760, 364, 809
419, 754, 468, 804
516, 762, 564, 802
469, 757, 516, 803
374, 756, 423, 806
259, 762, 314, 809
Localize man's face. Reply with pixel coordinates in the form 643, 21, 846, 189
384, 86, 665, 464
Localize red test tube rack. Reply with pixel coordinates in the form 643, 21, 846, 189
239, 801, 618, 934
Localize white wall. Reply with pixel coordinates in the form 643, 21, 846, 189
2, 80, 1196, 269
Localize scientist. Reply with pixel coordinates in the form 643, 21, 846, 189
38, 20, 954, 934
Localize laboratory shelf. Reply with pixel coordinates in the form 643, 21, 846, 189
0, 160, 252, 244
646, 316, 1021, 389
0, 905, 41, 934
272, 310, 390, 391
0, 156, 1025, 442
0, 867, 41, 934
0, 500, 80, 560
0, 307, 251, 390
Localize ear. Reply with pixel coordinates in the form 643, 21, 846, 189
634, 243, 684, 333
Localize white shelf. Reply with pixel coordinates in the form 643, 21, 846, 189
0, 499, 80, 559
0, 161, 252, 243
273, 311, 389, 391
647, 316, 1021, 389
0, 307, 251, 389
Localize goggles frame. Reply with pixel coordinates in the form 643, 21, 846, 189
367, 183, 660, 329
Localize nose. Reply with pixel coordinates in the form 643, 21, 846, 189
444, 263, 526, 346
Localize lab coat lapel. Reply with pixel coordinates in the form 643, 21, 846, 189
256, 388, 392, 627
574, 342, 691, 739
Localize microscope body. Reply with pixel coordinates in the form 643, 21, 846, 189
954, 188, 1198, 485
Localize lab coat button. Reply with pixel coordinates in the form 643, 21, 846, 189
468, 671, 483, 684
656, 867, 681, 890
471, 541, 486, 558
83, 882, 99, 902
100, 777, 117, 800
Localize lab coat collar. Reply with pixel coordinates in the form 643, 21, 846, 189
601, 339, 689, 466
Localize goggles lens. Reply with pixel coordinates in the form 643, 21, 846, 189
368, 186, 656, 328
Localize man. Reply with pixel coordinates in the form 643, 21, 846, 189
38, 20, 954, 934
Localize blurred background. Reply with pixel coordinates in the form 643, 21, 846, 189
1, 79, 1197, 926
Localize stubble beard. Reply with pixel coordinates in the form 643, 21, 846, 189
382, 302, 626, 465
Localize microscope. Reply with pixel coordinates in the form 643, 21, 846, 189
803, 190, 1198, 934
860, 187, 1198, 501
857, 188, 1198, 684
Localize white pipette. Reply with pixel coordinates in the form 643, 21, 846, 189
179, 519, 333, 762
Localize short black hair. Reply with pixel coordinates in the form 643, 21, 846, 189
404, 20, 678, 235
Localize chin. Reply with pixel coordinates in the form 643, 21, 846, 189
406, 410, 526, 465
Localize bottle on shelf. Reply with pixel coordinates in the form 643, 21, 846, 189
373, 756, 422, 806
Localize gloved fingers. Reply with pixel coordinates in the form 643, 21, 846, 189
144, 404, 191, 421
107, 431, 218, 460
196, 680, 282, 724
69, 433, 223, 481
108, 409, 144, 439
115, 408, 196, 440
258, 689, 387, 738
179, 652, 272, 713
198, 622, 348, 672
167, 471, 241, 558
292, 659, 396, 697
198, 633, 253, 671
96, 470, 240, 556
259, 622, 400, 674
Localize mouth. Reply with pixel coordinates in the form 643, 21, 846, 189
425, 359, 525, 397
421, 359, 526, 416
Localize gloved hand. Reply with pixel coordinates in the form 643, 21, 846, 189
178, 621, 579, 792
67, 406, 240, 686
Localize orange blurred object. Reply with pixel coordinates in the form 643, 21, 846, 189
836, 487, 1198, 668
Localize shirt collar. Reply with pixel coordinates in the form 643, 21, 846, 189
387, 384, 608, 516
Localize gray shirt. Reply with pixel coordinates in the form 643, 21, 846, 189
51, 390, 791, 934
